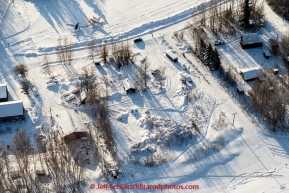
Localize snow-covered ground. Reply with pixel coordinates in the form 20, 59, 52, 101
1, 0, 289, 192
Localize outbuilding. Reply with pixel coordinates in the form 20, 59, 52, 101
0, 101, 24, 122
165, 50, 178, 62
263, 50, 271, 59
237, 85, 244, 95
240, 67, 262, 82
0, 84, 8, 102
123, 78, 136, 93
55, 110, 87, 143
240, 33, 262, 49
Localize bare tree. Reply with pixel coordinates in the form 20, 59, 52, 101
99, 43, 109, 64
12, 130, 34, 192
20, 80, 31, 94
57, 37, 74, 65
87, 39, 97, 63
43, 54, 51, 76
14, 64, 28, 77
140, 57, 151, 87
158, 66, 166, 90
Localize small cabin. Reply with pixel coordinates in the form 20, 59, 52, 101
273, 68, 278, 75
237, 85, 244, 95
55, 110, 88, 143
263, 50, 271, 59
165, 50, 178, 62
123, 78, 136, 93
240, 33, 262, 49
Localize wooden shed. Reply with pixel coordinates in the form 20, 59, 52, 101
123, 78, 136, 93
240, 33, 262, 49
240, 67, 262, 82
55, 110, 87, 143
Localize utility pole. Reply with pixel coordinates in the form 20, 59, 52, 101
232, 113, 237, 126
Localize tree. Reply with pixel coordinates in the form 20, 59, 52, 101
212, 48, 221, 70
87, 39, 97, 63
158, 66, 166, 90
270, 35, 279, 56
141, 57, 150, 88
57, 37, 73, 65
199, 37, 207, 61
206, 43, 213, 64
43, 54, 51, 75
14, 64, 28, 77
99, 43, 109, 64
240, 0, 251, 29
20, 80, 31, 94
112, 41, 134, 68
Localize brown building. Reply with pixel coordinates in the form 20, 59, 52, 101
55, 110, 87, 143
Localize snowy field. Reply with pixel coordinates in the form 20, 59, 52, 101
1, 0, 289, 192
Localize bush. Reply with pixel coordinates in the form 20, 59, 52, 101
14, 64, 28, 77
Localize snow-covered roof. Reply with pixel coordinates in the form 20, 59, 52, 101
240, 67, 262, 81
0, 84, 7, 99
237, 85, 244, 92
55, 110, 86, 136
166, 50, 178, 60
0, 101, 23, 118
241, 33, 261, 45
263, 50, 271, 57
80, 91, 87, 100
123, 78, 135, 90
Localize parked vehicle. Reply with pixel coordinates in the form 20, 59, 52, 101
186, 76, 193, 82
181, 63, 187, 70
32, 87, 39, 96
134, 37, 143, 43
151, 69, 160, 75
46, 79, 53, 84
166, 50, 178, 62
46, 83, 56, 88
70, 89, 79, 94
180, 77, 186, 83
62, 91, 71, 97
65, 94, 76, 101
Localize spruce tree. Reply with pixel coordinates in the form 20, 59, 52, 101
200, 38, 207, 62
240, 0, 251, 29
212, 48, 221, 70
206, 43, 213, 64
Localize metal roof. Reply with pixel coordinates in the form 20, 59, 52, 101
241, 33, 261, 45
55, 110, 86, 136
240, 67, 262, 81
0, 101, 23, 118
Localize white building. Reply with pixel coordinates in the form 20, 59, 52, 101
0, 101, 24, 122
